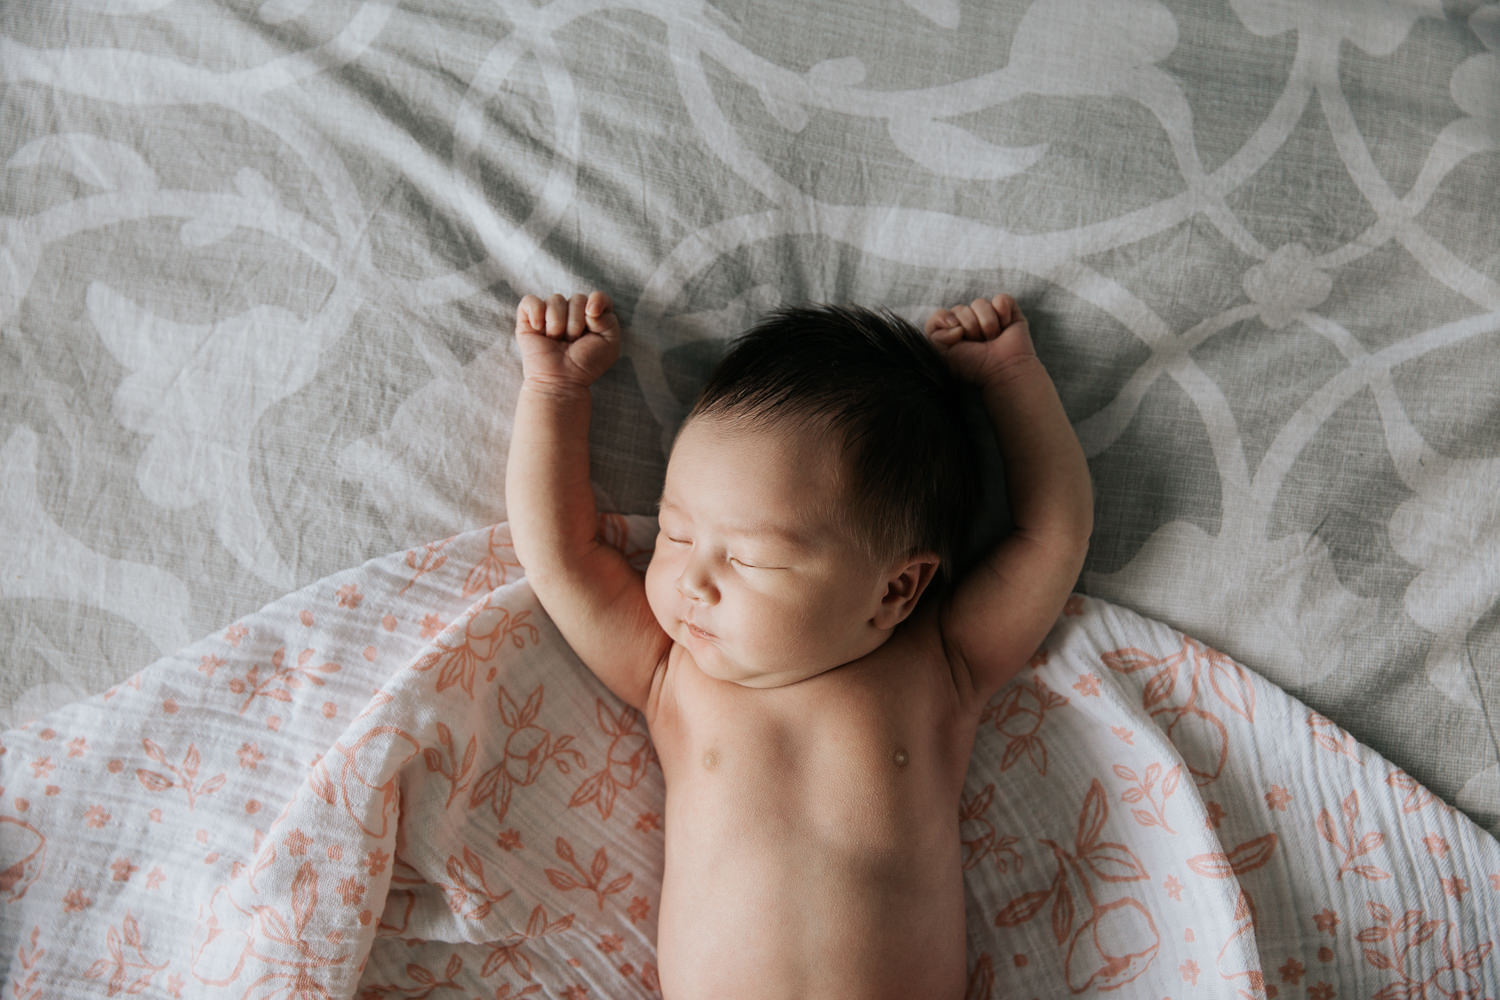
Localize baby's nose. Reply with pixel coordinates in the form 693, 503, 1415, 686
675, 563, 716, 603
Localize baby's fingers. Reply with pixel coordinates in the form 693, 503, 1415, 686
565, 293, 590, 339
584, 291, 620, 337
516, 294, 547, 336
990, 294, 1024, 330
962, 298, 1004, 339
543, 293, 573, 338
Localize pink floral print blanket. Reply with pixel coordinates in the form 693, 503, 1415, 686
2, 516, 1496, 998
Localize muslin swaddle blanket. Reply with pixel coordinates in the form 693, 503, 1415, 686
2, 516, 1496, 997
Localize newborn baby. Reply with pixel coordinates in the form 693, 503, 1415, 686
507, 291, 1092, 999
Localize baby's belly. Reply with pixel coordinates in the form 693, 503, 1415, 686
655, 770, 968, 1000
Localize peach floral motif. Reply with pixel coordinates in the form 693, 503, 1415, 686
469, 685, 583, 825
1265, 785, 1292, 811
335, 584, 363, 608
1163, 875, 1182, 900
228, 647, 341, 714
569, 700, 655, 819
9, 927, 43, 1000
412, 601, 540, 698
1316, 792, 1390, 882
960, 784, 1024, 873
480, 905, 575, 980
237, 743, 264, 770
1114, 762, 1181, 834
1356, 901, 1494, 999
462, 524, 524, 597
545, 837, 634, 910
1388, 769, 1446, 815
422, 722, 478, 810
1072, 673, 1100, 696
1308, 712, 1363, 765
626, 896, 651, 924
438, 846, 513, 919
982, 674, 1067, 775
1103, 637, 1254, 786
964, 953, 994, 1000
400, 537, 451, 595
136, 740, 226, 809
84, 913, 166, 997
995, 780, 1158, 992
1185, 833, 1278, 881
1280, 957, 1306, 983
1313, 909, 1339, 934
357, 952, 466, 998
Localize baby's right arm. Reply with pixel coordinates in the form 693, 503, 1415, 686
506, 292, 670, 713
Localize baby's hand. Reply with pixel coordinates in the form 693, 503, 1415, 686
925, 294, 1035, 387
515, 292, 622, 391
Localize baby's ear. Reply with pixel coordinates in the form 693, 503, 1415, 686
873, 553, 940, 629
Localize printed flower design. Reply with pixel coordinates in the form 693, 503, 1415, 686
0, 817, 46, 902
413, 599, 540, 698
469, 685, 583, 825
1243, 243, 1332, 330
982, 675, 1068, 775
1103, 637, 1255, 786
569, 700, 656, 819
1357, 901, 1494, 998
996, 780, 1159, 992
1388, 455, 1500, 706
959, 784, 1024, 873
1316, 791, 1390, 882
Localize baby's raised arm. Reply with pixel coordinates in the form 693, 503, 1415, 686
506, 292, 670, 712
927, 295, 1093, 703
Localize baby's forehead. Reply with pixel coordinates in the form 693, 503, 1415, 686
660, 415, 851, 516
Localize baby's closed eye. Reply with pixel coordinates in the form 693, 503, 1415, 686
728, 555, 784, 570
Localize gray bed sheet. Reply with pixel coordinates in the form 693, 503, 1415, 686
3, 0, 1498, 835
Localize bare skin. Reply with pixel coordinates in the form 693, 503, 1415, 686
506, 291, 1092, 999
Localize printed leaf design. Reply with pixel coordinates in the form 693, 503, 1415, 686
1101, 648, 1162, 674
1186, 834, 1278, 879
994, 887, 1051, 926
291, 862, 318, 937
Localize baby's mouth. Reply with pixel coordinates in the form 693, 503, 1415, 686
684, 621, 715, 643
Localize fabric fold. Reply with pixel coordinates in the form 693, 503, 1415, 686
2, 517, 1496, 998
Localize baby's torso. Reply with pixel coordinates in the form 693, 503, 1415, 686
646, 609, 980, 1000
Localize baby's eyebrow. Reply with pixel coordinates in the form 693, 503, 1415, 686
655, 497, 810, 547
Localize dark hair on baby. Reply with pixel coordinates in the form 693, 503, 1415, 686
687, 304, 980, 591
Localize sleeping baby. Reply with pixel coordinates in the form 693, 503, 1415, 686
506, 290, 1092, 999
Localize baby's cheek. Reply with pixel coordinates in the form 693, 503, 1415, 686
642, 558, 672, 627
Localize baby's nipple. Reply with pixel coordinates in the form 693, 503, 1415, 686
702, 749, 720, 771
893, 748, 909, 767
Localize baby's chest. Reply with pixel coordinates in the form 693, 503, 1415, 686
653, 653, 971, 840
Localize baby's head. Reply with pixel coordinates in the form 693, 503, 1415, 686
643, 305, 980, 687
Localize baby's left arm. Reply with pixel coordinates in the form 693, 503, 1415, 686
927, 296, 1093, 704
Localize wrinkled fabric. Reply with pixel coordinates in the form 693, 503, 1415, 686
2, 517, 1494, 997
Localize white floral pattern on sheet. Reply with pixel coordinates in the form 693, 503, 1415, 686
1, 517, 1496, 997
2, 0, 1498, 875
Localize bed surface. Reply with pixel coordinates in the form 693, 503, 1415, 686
3, 0, 1499, 844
